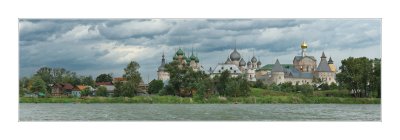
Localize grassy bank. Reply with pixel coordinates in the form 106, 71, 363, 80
20, 88, 380, 104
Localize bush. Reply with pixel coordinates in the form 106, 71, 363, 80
96, 86, 108, 97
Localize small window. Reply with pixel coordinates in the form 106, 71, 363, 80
218, 70, 221, 73
230, 67, 232, 70
221, 67, 224, 69
234, 70, 236, 73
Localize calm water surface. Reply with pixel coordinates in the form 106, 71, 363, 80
19, 103, 380, 121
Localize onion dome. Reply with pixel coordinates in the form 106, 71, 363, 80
247, 60, 252, 66
301, 41, 308, 49
251, 56, 257, 63
195, 57, 199, 63
190, 53, 196, 60
257, 60, 261, 66
230, 48, 241, 61
239, 58, 246, 66
173, 54, 178, 60
182, 55, 187, 60
176, 48, 184, 55
186, 57, 191, 63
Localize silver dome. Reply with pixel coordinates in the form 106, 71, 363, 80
239, 58, 246, 66
229, 48, 241, 61
251, 56, 257, 63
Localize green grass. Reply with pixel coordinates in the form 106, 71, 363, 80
20, 88, 380, 104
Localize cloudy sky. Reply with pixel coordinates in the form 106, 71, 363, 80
19, 19, 381, 82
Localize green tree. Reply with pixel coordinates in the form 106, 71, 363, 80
35, 67, 53, 83
96, 86, 108, 97
113, 81, 123, 97
29, 76, 47, 94
254, 79, 264, 88
80, 87, 91, 97
164, 60, 210, 97
226, 80, 240, 97
81, 76, 95, 87
215, 70, 230, 96
121, 81, 136, 97
123, 61, 142, 83
299, 84, 314, 94
370, 58, 381, 98
121, 61, 143, 96
337, 57, 374, 97
148, 79, 164, 94
96, 73, 113, 83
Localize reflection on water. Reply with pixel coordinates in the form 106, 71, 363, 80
19, 103, 381, 121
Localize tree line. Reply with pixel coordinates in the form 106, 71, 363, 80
20, 57, 381, 99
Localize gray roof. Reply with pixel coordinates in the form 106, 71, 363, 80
211, 63, 242, 74
272, 59, 284, 72
316, 58, 331, 72
284, 67, 314, 79
293, 56, 316, 61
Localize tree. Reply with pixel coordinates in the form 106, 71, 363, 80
121, 61, 143, 96
215, 70, 230, 96
123, 61, 142, 83
35, 67, 53, 84
113, 81, 124, 97
96, 73, 113, 83
81, 76, 95, 87
370, 58, 381, 98
121, 81, 136, 97
336, 57, 374, 97
148, 79, 164, 94
254, 79, 264, 88
299, 84, 314, 94
29, 76, 47, 94
96, 86, 108, 97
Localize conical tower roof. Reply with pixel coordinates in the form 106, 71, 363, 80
328, 57, 333, 64
321, 52, 326, 58
272, 59, 284, 72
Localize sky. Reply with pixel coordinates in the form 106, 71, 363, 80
19, 19, 381, 83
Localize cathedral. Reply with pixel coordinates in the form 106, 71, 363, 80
158, 41, 337, 85
209, 45, 262, 82
265, 41, 337, 85
157, 47, 202, 83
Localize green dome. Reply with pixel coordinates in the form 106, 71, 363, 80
173, 54, 178, 60
195, 56, 199, 63
186, 57, 191, 63
176, 48, 184, 55
190, 53, 196, 60
182, 55, 187, 59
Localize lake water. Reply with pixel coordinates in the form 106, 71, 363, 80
19, 103, 381, 121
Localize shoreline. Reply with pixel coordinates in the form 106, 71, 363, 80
19, 96, 381, 104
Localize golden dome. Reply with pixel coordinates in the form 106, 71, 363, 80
301, 41, 308, 49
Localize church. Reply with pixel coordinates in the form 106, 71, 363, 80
157, 47, 202, 83
209, 44, 262, 82
264, 41, 337, 85
157, 41, 337, 85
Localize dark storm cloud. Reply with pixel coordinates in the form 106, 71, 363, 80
19, 19, 381, 82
